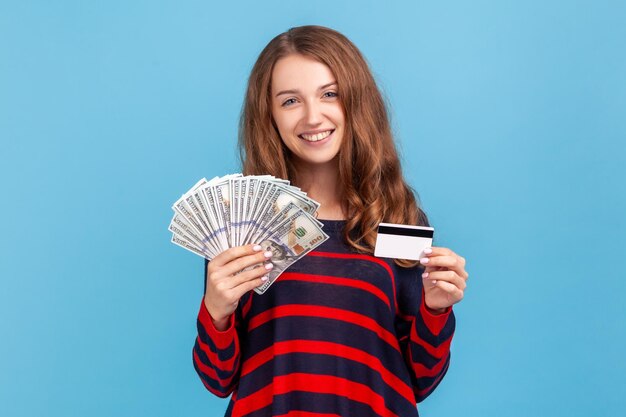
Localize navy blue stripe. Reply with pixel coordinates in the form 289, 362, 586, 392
285, 254, 395, 293
279, 273, 394, 312
395, 266, 425, 317
408, 341, 442, 369
257, 279, 393, 318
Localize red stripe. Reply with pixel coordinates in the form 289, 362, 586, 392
415, 358, 450, 399
248, 305, 400, 352
279, 272, 391, 310
232, 373, 401, 417
192, 348, 237, 389
308, 251, 397, 312
195, 335, 239, 372
409, 350, 449, 378
419, 289, 451, 336
410, 320, 453, 359
240, 339, 415, 403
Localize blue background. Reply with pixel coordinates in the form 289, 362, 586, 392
1, 1, 625, 416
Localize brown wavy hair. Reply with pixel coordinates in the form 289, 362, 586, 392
238, 25, 428, 267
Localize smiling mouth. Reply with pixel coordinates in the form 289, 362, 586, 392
298, 130, 334, 142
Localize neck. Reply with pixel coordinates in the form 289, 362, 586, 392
292, 159, 345, 220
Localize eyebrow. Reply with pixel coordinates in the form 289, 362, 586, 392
275, 82, 337, 97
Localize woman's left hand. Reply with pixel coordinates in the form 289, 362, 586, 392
420, 247, 468, 313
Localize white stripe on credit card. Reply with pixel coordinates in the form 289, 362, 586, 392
374, 223, 434, 261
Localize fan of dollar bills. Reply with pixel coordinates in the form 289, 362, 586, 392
169, 174, 329, 294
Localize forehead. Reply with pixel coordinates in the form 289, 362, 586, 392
271, 54, 336, 94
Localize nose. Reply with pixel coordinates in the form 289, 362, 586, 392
303, 101, 323, 126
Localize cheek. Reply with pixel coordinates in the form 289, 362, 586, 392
273, 112, 294, 134
335, 110, 346, 126
279, 122, 302, 146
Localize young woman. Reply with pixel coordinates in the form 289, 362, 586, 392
193, 25, 469, 417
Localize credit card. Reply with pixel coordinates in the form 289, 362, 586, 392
374, 223, 434, 261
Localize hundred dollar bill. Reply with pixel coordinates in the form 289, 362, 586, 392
169, 213, 217, 258
241, 177, 256, 243
253, 208, 329, 294
239, 177, 251, 247
242, 178, 269, 241
172, 181, 222, 256
241, 177, 268, 241
274, 182, 319, 215
213, 177, 236, 248
191, 178, 222, 243
249, 201, 300, 244
171, 234, 211, 259
230, 177, 242, 247
244, 183, 321, 244
198, 185, 229, 252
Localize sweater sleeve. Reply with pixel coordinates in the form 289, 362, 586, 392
395, 265, 456, 403
192, 260, 242, 398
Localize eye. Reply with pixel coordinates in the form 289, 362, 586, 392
323, 91, 338, 99
281, 98, 297, 107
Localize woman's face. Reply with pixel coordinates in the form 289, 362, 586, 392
270, 54, 345, 169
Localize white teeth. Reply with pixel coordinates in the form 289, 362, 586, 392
300, 130, 332, 142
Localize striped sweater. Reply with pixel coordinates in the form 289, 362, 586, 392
193, 220, 455, 417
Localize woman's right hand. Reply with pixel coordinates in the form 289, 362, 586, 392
204, 244, 273, 330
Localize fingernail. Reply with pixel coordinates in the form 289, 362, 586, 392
420, 258, 429, 264
264, 263, 273, 270
432, 280, 438, 285
261, 275, 269, 282
264, 251, 273, 258
422, 272, 429, 278
424, 248, 433, 255
253, 245, 262, 251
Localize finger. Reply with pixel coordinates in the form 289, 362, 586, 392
423, 265, 444, 274
424, 247, 467, 272
211, 244, 265, 268
420, 254, 460, 270
220, 250, 273, 278
423, 246, 454, 257
424, 276, 439, 288
432, 280, 464, 301
230, 275, 269, 300
422, 270, 466, 290
229, 262, 274, 288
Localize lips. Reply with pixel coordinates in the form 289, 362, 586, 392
298, 129, 334, 142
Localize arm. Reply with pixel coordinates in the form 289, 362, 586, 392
193, 245, 270, 397
396, 268, 455, 402
401, 291, 455, 402
399, 246, 467, 401
192, 294, 242, 398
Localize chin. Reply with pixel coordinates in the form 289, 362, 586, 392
297, 154, 340, 167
